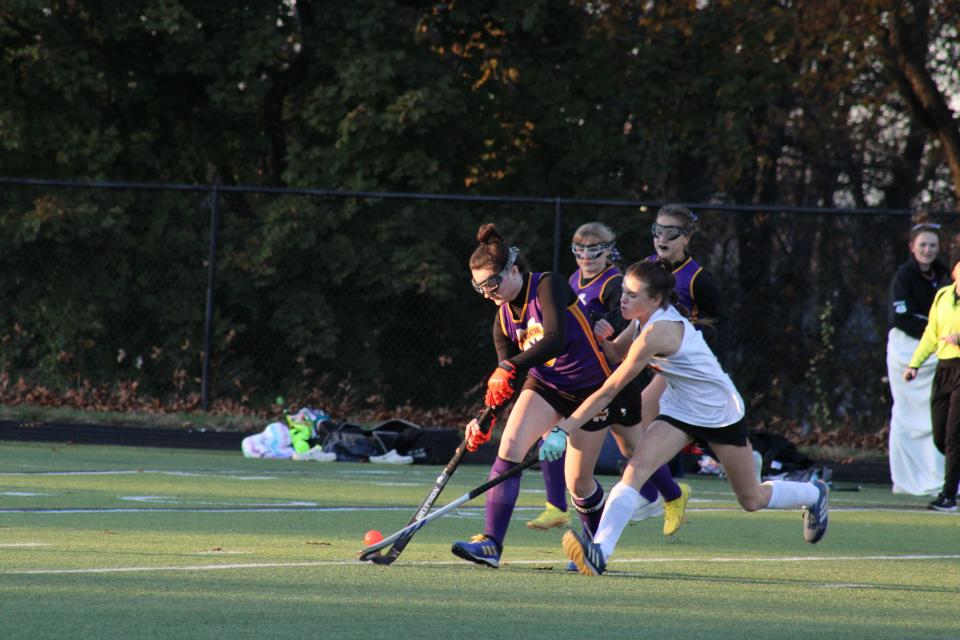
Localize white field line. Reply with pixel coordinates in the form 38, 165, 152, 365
0, 470, 279, 480
0, 505, 525, 514
0, 543, 51, 548
5, 554, 959, 576
0, 505, 940, 515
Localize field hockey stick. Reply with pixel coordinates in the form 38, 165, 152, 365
357, 442, 539, 562
366, 405, 498, 565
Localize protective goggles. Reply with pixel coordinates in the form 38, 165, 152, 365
651, 223, 690, 241
571, 241, 614, 260
471, 246, 519, 295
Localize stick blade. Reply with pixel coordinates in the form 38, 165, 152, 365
358, 535, 408, 565
357, 545, 388, 562
368, 553, 398, 565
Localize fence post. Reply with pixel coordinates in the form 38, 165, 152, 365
201, 184, 221, 410
553, 197, 562, 273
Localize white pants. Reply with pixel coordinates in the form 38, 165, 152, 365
886, 328, 944, 495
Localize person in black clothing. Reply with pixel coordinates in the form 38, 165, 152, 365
642, 205, 731, 443
886, 219, 949, 496
647, 204, 729, 366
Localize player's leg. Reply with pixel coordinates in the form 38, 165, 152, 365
712, 441, 829, 543
710, 442, 772, 511
610, 424, 673, 525
636, 374, 688, 529
451, 389, 561, 567
931, 375, 960, 510
564, 419, 689, 575
565, 426, 608, 537
529, 447, 569, 529
927, 366, 959, 510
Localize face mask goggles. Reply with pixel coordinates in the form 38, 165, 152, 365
571, 241, 614, 260
651, 223, 691, 242
471, 246, 519, 295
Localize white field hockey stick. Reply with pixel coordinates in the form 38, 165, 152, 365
357, 442, 539, 562
366, 405, 498, 565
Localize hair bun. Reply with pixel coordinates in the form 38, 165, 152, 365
477, 223, 503, 244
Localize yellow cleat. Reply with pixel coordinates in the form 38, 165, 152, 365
663, 483, 691, 536
526, 502, 570, 530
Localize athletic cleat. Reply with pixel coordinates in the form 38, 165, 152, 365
803, 479, 830, 543
565, 560, 579, 572
630, 494, 665, 522
663, 483, 691, 536
928, 494, 958, 512
451, 534, 501, 568
368, 449, 414, 464
562, 528, 606, 576
526, 502, 570, 530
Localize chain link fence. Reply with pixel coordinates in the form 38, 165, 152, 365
0, 178, 923, 434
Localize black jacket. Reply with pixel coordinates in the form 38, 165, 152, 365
888, 256, 951, 339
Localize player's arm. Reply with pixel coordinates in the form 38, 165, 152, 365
692, 270, 730, 367
890, 267, 927, 339
558, 320, 680, 436
598, 274, 628, 335
482, 274, 567, 411
907, 289, 944, 376
506, 272, 567, 369
598, 320, 634, 365
492, 314, 520, 362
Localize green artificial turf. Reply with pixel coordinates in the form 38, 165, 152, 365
0, 441, 956, 639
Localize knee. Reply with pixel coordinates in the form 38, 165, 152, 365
737, 493, 767, 512
623, 455, 653, 477
568, 475, 597, 500
497, 434, 526, 460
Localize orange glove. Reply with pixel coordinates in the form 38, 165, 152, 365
484, 361, 518, 408
465, 411, 497, 452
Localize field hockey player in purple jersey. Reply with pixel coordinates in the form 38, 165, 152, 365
451, 223, 648, 569
539, 259, 829, 576
569, 221, 689, 535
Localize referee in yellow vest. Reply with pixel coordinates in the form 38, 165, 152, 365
905, 243, 960, 512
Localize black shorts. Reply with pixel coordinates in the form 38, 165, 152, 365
655, 414, 749, 446
522, 375, 643, 433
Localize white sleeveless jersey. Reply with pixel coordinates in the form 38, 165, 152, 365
634, 305, 745, 427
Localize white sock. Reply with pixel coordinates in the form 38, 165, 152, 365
765, 481, 820, 509
594, 481, 640, 560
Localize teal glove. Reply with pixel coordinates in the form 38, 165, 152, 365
539, 426, 568, 462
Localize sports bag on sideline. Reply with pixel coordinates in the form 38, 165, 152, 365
320, 422, 385, 462
371, 419, 461, 465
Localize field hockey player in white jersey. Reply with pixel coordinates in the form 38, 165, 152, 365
538, 258, 830, 576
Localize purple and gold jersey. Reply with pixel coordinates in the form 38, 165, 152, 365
498, 272, 610, 391
569, 266, 622, 323
647, 254, 702, 314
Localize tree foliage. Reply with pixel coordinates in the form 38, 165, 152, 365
1, 1, 959, 428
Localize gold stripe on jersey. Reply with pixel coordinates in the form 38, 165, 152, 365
671, 256, 693, 274
597, 271, 623, 305
688, 266, 703, 314
568, 302, 612, 376
576, 265, 616, 290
